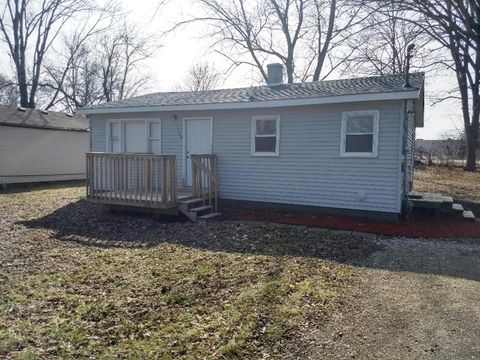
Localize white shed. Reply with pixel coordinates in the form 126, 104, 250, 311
0, 105, 89, 185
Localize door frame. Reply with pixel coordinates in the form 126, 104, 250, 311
182, 116, 213, 186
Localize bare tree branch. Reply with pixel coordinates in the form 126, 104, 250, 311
0, 0, 107, 107
176, 62, 222, 92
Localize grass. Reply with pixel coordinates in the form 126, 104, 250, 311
414, 165, 480, 202
0, 184, 377, 359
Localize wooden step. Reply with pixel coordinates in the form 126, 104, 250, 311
178, 198, 205, 214
178, 198, 204, 207
198, 212, 222, 220
190, 205, 212, 215
178, 197, 220, 222
452, 203, 464, 214
463, 210, 476, 222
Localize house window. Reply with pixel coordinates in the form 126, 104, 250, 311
108, 121, 121, 152
341, 111, 379, 157
147, 121, 161, 154
106, 120, 161, 153
251, 115, 280, 156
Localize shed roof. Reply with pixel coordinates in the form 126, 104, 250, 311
0, 105, 88, 131
79, 72, 425, 115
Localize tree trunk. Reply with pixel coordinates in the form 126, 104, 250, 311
465, 83, 480, 171
17, 67, 29, 107
465, 127, 478, 171
14, 50, 29, 107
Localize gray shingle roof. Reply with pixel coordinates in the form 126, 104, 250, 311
0, 105, 88, 131
84, 72, 424, 111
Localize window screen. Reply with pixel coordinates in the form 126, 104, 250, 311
343, 113, 377, 154
253, 117, 279, 155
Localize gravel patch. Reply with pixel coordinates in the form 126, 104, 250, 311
304, 236, 480, 359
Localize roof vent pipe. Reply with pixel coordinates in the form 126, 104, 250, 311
267, 63, 284, 86
404, 44, 415, 88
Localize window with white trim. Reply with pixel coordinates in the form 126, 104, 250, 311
147, 121, 161, 154
106, 120, 161, 153
251, 115, 280, 156
341, 111, 379, 157
108, 121, 121, 152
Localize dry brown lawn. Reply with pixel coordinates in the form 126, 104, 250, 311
0, 183, 378, 359
414, 165, 480, 202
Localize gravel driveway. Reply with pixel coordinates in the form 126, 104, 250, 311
308, 237, 480, 359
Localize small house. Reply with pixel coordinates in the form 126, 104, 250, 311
79, 65, 424, 221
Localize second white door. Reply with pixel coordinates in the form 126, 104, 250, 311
185, 118, 212, 186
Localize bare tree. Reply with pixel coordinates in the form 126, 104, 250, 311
343, 2, 431, 76
40, 5, 116, 110
0, 74, 17, 105
98, 23, 155, 102
0, 0, 101, 108
381, 0, 480, 171
42, 41, 103, 111
172, 0, 370, 84
178, 62, 222, 91
41, 21, 157, 111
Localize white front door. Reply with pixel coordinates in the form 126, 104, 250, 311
125, 122, 146, 153
185, 118, 212, 186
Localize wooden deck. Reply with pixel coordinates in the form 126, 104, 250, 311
86, 152, 220, 219
88, 189, 194, 208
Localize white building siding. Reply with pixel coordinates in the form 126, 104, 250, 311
89, 100, 403, 214
0, 126, 89, 184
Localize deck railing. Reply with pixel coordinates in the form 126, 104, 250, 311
191, 154, 219, 212
86, 152, 177, 208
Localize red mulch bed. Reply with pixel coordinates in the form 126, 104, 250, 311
224, 209, 480, 239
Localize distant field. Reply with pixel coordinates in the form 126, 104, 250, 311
414, 165, 480, 202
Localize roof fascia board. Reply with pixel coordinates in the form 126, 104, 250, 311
0, 122, 89, 132
78, 89, 421, 115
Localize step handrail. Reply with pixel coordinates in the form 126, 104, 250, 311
191, 154, 218, 212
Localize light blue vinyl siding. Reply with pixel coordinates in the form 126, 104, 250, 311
162, 116, 183, 184
88, 100, 403, 214
213, 102, 401, 213
405, 100, 416, 192
90, 117, 106, 152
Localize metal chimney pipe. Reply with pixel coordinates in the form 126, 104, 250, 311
404, 44, 415, 88
267, 63, 284, 86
